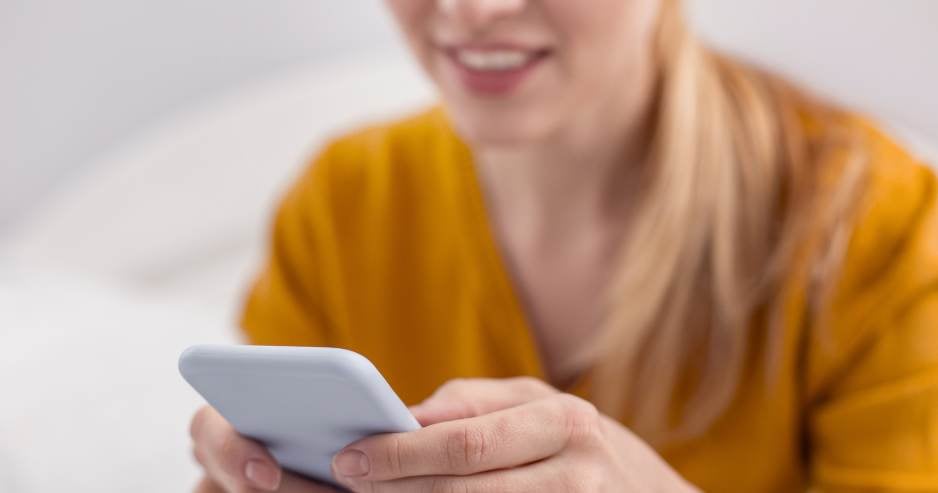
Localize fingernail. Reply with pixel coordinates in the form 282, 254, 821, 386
245, 460, 280, 491
333, 449, 370, 477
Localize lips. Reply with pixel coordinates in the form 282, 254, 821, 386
443, 46, 551, 96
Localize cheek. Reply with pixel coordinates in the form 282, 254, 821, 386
547, 0, 660, 40
384, 0, 423, 24
550, 0, 660, 90
384, 0, 434, 59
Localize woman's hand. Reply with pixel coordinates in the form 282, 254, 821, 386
189, 406, 340, 492
330, 377, 699, 492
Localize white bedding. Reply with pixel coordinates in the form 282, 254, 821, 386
0, 266, 230, 492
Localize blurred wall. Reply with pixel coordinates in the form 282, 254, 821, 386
692, 0, 938, 154
2, 0, 937, 234
0, 0, 399, 233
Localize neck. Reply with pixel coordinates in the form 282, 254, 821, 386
473, 67, 658, 239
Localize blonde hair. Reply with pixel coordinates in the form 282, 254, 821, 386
576, 0, 868, 443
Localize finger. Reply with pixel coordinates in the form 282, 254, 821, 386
410, 377, 558, 425
190, 406, 283, 491
193, 476, 224, 493
338, 452, 572, 493
334, 394, 598, 482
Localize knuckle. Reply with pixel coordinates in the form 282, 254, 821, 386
438, 378, 471, 394
511, 376, 553, 395
387, 434, 407, 476
432, 379, 481, 415
444, 425, 490, 471
556, 395, 600, 445
436, 378, 477, 402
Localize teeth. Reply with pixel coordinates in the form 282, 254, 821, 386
456, 50, 531, 71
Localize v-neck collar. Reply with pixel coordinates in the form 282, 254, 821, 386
433, 108, 593, 398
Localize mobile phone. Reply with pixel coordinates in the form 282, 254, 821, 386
179, 344, 420, 484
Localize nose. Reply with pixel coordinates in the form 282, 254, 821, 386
436, 0, 527, 29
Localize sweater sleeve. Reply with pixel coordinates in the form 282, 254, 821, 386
808, 128, 938, 491
811, 289, 938, 491
239, 146, 339, 347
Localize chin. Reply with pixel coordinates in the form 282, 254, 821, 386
445, 103, 558, 148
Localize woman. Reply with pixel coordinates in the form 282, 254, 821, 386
189, 0, 938, 491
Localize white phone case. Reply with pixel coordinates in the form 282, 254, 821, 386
179, 345, 420, 484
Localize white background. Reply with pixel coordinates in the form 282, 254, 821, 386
0, 0, 397, 232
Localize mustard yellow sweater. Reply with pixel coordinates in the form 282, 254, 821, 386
242, 107, 938, 492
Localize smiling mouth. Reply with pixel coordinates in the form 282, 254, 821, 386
444, 48, 550, 72
449, 47, 550, 71
442, 46, 551, 96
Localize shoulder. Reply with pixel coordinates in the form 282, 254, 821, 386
791, 103, 937, 303
804, 112, 938, 397
794, 102, 936, 294
266, 105, 475, 272
798, 117, 938, 472
280, 106, 463, 220
850, 116, 934, 222
309, 106, 455, 185
829, 115, 937, 301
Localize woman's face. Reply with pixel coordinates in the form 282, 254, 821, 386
385, 0, 662, 147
